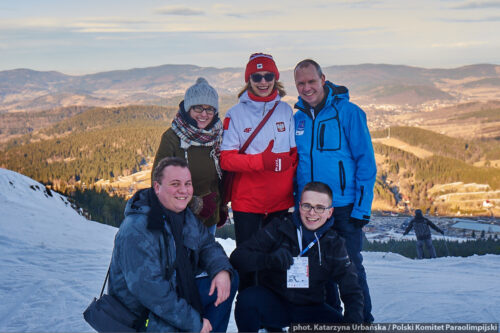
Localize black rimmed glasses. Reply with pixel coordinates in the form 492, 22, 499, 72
299, 202, 331, 214
250, 73, 275, 82
191, 105, 216, 115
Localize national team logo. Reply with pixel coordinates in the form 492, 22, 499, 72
276, 122, 285, 132
257, 63, 263, 69
243, 127, 252, 133
296, 120, 305, 136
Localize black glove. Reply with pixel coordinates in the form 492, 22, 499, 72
350, 217, 369, 228
265, 248, 293, 270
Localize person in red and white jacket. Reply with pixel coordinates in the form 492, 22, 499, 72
220, 53, 297, 291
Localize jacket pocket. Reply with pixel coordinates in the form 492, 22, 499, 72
316, 115, 341, 151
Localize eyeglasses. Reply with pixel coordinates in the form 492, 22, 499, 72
191, 105, 216, 115
250, 73, 275, 82
299, 202, 331, 214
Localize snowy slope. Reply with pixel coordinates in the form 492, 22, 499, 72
0, 168, 499, 332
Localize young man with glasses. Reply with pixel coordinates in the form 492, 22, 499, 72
230, 182, 364, 331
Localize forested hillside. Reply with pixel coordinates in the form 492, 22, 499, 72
1, 107, 499, 222
374, 141, 500, 215
0, 105, 176, 189
372, 126, 500, 162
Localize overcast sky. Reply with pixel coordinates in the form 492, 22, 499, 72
1, 0, 499, 74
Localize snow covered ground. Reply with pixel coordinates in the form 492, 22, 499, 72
0, 168, 499, 332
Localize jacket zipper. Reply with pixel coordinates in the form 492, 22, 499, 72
309, 108, 316, 181
338, 161, 345, 196
358, 185, 364, 206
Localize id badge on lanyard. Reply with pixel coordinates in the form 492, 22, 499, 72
287, 228, 317, 289
287, 256, 309, 288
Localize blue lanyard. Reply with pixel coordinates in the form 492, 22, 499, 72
300, 238, 319, 256
297, 228, 324, 256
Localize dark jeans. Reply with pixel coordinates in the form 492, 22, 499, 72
416, 238, 437, 259
235, 286, 344, 332
196, 272, 239, 332
233, 210, 288, 291
326, 204, 374, 323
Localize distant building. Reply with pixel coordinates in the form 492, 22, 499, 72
451, 220, 500, 235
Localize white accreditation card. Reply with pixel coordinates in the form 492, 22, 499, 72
287, 256, 309, 288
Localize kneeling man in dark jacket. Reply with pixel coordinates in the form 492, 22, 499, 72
230, 181, 363, 331
109, 157, 238, 333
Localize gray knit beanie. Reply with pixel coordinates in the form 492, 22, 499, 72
183, 77, 219, 113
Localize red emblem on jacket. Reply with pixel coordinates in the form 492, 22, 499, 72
244, 127, 252, 133
276, 122, 285, 132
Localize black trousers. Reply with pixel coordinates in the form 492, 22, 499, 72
235, 286, 344, 332
233, 209, 288, 291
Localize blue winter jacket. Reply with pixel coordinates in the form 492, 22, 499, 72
294, 81, 377, 221
108, 188, 233, 332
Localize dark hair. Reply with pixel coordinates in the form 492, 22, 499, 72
237, 80, 286, 98
153, 157, 188, 184
301, 181, 333, 202
294, 59, 324, 78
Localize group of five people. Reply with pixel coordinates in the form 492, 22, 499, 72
108, 53, 377, 332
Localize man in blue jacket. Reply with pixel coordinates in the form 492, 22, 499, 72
293, 59, 376, 323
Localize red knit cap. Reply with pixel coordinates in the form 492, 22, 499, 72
244, 53, 280, 82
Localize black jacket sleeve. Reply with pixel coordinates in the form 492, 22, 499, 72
229, 219, 282, 272
403, 219, 414, 235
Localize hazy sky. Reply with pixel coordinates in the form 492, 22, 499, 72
1, 0, 499, 74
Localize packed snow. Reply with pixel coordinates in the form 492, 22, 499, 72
0, 168, 498, 332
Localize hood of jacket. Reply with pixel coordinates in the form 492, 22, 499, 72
124, 187, 192, 234
123, 187, 168, 232
294, 81, 349, 117
124, 188, 151, 218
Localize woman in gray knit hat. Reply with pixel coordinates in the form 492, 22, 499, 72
152, 77, 226, 234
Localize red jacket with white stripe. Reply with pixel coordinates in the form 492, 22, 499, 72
220, 91, 297, 213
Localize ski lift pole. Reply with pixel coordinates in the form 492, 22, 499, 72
443, 229, 450, 257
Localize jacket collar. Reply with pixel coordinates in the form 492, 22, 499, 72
145, 187, 199, 250
238, 90, 281, 113
146, 187, 166, 231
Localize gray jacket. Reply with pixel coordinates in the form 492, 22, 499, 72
108, 188, 233, 332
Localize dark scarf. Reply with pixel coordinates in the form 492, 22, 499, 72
146, 188, 203, 315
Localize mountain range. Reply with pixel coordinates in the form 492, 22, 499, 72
1, 63, 499, 113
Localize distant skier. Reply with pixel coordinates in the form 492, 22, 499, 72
403, 209, 444, 259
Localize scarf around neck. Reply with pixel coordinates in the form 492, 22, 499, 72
171, 110, 223, 178
247, 89, 278, 102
